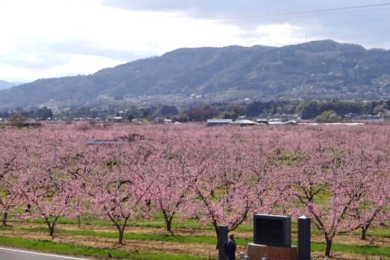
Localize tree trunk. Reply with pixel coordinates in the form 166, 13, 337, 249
361, 225, 368, 240
325, 238, 333, 257
214, 225, 220, 250
2, 212, 8, 226
45, 217, 58, 239
118, 229, 125, 245
78, 216, 81, 229
117, 218, 128, 245
162, 210, 175, 235
166, 218, 174, 235
49, 226, 55, 238
107, 214, 128, 245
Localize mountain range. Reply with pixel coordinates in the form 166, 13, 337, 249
0, 80, 26, 91
0, 80, 15, 91
1, 40, 390, 109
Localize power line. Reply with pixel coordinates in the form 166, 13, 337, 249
198, 2, 390, 21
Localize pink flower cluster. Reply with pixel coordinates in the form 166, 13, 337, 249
0, 123, 389, 255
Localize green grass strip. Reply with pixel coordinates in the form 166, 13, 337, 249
310, 242, 390, 259
16, 215, 253, 231
19, 226, 224, 245
3, 226, 390, 259
0, 236, 210, 260
15, 216, 390, 237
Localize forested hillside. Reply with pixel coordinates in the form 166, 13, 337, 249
1, 40, 390, 108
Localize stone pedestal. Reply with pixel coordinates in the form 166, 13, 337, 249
247, 243, 297, 260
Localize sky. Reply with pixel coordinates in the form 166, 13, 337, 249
0, 0, 390, 82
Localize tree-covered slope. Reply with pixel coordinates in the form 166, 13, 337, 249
1, 40, 390, 108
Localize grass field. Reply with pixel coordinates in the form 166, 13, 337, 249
1, 216, 390, 260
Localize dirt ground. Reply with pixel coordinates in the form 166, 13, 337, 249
1, 222, 390, 260
1, 229, 222, 259
11, 222, 390, 248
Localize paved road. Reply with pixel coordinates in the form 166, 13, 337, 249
0, 247, 94, 260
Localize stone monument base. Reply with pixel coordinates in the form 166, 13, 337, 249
247, 243, 297, 260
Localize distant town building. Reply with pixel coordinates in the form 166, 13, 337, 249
268, 120, 297, 126
207, 119, 233, 126
231, 119, 258, 126
112, 116, 123, 122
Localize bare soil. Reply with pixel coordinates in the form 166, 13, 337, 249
1, 222, 390, 259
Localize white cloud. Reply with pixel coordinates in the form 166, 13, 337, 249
243, 24, 309, 47
0, 54, 124, 81
0, 0, 308, 82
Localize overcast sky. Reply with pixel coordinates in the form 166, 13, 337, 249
0, 0, 389, 82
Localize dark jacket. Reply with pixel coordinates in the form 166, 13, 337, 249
223, 239, 236, 260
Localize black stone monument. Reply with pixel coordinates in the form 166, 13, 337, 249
218, 226, 228, 260
253, 214, 291, 247
298, 216, 311, 260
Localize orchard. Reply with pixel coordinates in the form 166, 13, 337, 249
0, 122, 390, 259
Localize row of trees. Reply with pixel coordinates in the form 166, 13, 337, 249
1, 123, 390, 256
0, 107, 53, 120
2, 100, 390, 122
167, 100, 390, 121
299, 100, 390, 119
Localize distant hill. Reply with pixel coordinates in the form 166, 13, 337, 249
0, 80, 14, 91
1, 40, 390, 108
0, 80, 26, 91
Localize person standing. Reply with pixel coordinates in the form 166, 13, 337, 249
223, 234, 237, 260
